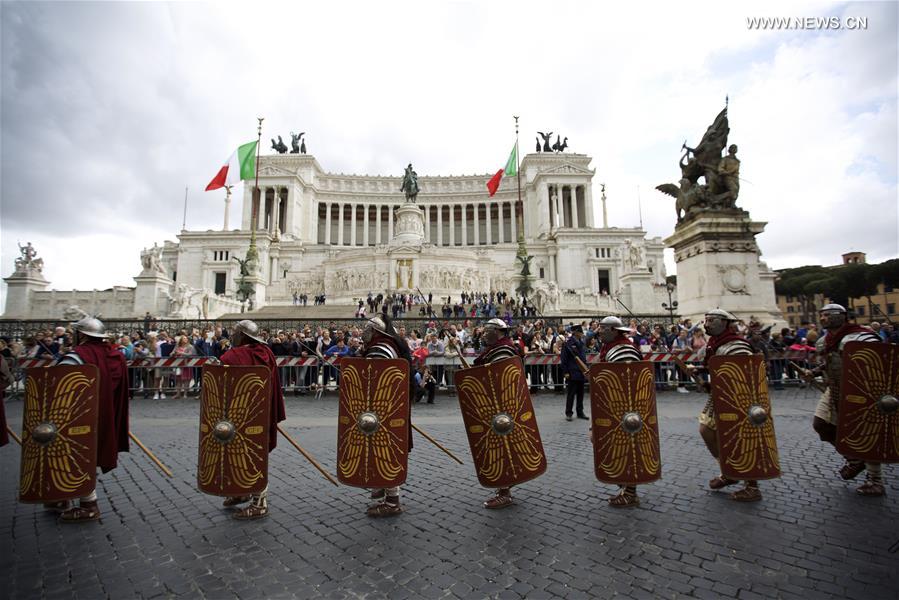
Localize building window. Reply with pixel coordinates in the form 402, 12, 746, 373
856, 306, 865, 316
885, 284, 894, 293
787, 306, 794, 313
888, 303, 895, 315
214, 272, 226, 295
212, 250, 231, 261
539, 267, 545, 279
597, 269, 610, 294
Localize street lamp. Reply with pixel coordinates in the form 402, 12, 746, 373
662, 282, 678, 324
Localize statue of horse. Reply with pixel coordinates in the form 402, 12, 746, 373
400, 163, 419, 203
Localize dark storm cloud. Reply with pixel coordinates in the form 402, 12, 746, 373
0, 2, 213, 236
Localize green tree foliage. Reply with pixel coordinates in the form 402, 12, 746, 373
777, 258, 896, 321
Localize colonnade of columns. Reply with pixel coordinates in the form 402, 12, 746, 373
316, 201, 520, 247
254, 186, 289, 235
547, 184, 587, 229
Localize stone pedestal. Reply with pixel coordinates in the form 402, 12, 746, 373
133, 273, 174, 317
617, 270, 655, 315
664, 210, 783, 326
390, 203, 426, 246
3, 269, 50, 318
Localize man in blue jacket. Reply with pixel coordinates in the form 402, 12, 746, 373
560, 325, 588, 421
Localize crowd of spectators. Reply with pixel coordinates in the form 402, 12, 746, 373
355, 290, 536, 321
3, 315, 896, 400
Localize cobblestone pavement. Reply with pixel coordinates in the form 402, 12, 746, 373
1, 388, 897, 599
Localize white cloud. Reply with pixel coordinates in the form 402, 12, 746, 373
2, 1, 896, 311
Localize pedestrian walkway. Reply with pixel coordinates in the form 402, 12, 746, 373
1, 389, 896, 599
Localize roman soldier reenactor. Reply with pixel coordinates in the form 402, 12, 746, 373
219, 319, 287, 519
474, 318, 527, 509
806, 304, 886, 496
595, 316, 647, 507
686, 309, 762, 502
54, 317, 130, 522
359, 315, 414, 517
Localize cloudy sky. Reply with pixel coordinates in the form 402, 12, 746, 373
1, 1, 896, 311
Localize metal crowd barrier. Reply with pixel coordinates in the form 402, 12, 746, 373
5, 350, 816, 399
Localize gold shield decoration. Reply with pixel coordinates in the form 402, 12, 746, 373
837, 341, 899, 462
19, 365, 99, 503
709, 354, 781, 480
588, 361, 661, 485
337, 357, 410, 488
454, 357, 547, 488
198, 365, 271, 497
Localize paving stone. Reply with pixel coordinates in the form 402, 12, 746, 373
0, 389, 895, 599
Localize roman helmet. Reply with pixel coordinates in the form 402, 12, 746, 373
704, 308, 738, 336
818, 303, 847, 330
598, 315, 630, 344
233, 319, 265, 344
71, 316, 107, 342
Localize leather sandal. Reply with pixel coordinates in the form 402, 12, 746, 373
60, 502, 100, 524
856, 481, 885, 497
731, 485, 762, 502
44, 501, 71, 513
233, 503, 268, 520
484, 492, 514, 509
222, 496, 251, 507
709, 475, 738, 490
839, 460, 866, 481
608, 487, 639, 508
367, 501, 402, 518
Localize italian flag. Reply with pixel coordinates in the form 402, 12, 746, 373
205, 141, 258, 191
486, 143, 517, 197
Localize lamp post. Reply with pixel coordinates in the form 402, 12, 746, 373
662, 282, 678, 324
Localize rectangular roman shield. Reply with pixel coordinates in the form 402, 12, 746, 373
588, 361, 661, 485
19, 365, 99, 503
337, 357, 410, 488
454, 357, 547, 488
709, 354, 781, 480
198, 364, 271, 497
837, 341, 899, 462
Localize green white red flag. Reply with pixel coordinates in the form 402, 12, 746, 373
486, 143, 517, 197
205, 141, 258, 191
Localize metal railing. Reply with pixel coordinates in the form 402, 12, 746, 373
3, 350, 817, 400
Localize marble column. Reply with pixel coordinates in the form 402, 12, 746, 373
338, 203, 345, 245
437, 206, 443, 246
376, 205, 382, 244
424, 205, 430, 243
350, 204, 357, 246
486, 202, 492, 244
363, 205, 370, 246
388, 204, 394, 239
510, 201, 517, 241
473, 203, 480, 245
461, 204, 468, 246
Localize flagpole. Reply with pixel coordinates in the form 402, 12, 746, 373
181, 186, 188, 231
248, 117, 263, 264
514, 115, 523, 250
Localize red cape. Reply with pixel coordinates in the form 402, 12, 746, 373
221, 343, 286, 452
824, 323, 873, 354
474, 337, 521, 365
75, 341, 130, 473
598, 336, 633, 362
703, 331, 747, 368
